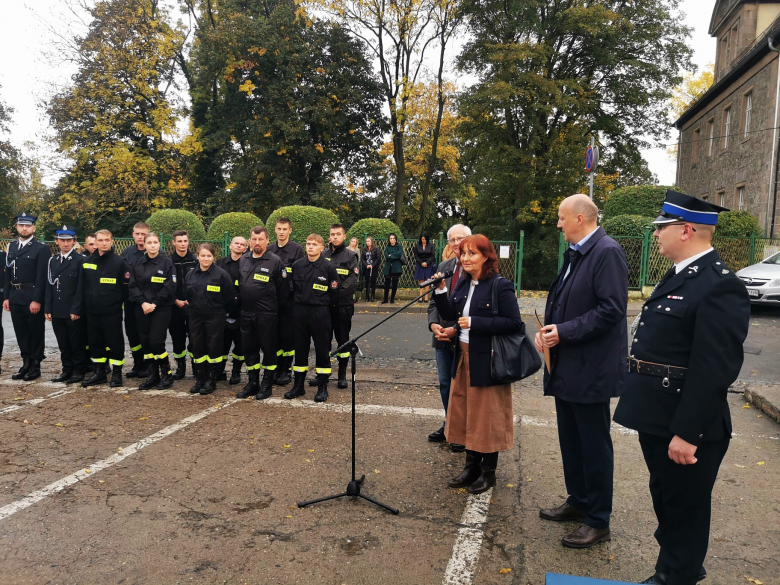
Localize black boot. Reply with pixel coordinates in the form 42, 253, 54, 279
284, 371, 306, 399
256, 370, 273, 400
12, 358, 31, 380
337, 359, 348, 389
157, 358, 174, 390
236, 369, 260, 399
390, 282, 398, 304
381, 287, 389, 304
109, 365, 123, 388
273, 356, 291, 385
125, 351, 145, 379
23, 360, 41, 381
82, 363, 107, 387
189, 366, 205, 394
229, 359, 243, 385
314, 374, 329, 403
138, 360, 160, 390
51, 369, 73, 383
468, 452, 498, 494
199, 370, 218, 395
308, 370, 320, 387
448, 451, 483, 488
173, 358, 186, 380
66, 370, 84, 385
217, 363, 228, 381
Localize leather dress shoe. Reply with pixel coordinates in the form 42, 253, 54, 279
428, 426, 446, 442
450, 443, 465, 453
561, 524, 611, 549
539, 502, 587, 522
640, 575, 666, 585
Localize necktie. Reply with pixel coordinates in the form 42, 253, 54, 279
450, 263, 461, 296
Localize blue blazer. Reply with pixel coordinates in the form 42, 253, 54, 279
434, 273, 523, 387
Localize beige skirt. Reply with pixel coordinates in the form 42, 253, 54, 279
444, 342, 514, 453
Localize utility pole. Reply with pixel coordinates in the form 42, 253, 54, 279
586, 136, 599, 200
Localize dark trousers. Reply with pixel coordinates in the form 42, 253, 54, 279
10, 304, 46, 361
222, 324, 243, 362
383, 274, 400, 300
124, 302, 141, 353
189, 311, 225, 371
555, 398, 613, 529
639, 432, 729, 584
169, 305, 191, 360
51, 316, 88, 372
135, 306, 172, 359
293, 304, 331, 375
330, 304, 354, 360
241, 311, 278, 372
87, 312, 125, 366
365, 267, 379, 299
276, 298, 295, 357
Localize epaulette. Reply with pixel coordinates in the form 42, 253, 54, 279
711, 261, 735, 278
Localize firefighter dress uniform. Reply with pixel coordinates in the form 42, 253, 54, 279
170, 249, 198, 379
0, 247, 5, 372
236, 250, 288, 400
614, 191, 751, 585
216, 253, 244, 385
285, 254, 339, 402
81, 246, 130, 388
45, 225, 89, 384
128, 252, 176, 390
184, 263, 236, 395
4, 213, 51, 381
267, 239, 304, 385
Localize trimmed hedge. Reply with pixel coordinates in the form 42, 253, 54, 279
207, 212, 263, 241
266, 206, 339, 244
347, 218, 404, 242
147, 209, 206, 241
602, 215, 654, 237
603, 185, 679, 220
715, 210, 762, 237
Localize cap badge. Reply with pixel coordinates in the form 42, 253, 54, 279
62, 225, 67, 230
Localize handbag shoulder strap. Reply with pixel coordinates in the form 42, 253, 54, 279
491, 276, 504, 315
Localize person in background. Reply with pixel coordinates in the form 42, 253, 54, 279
82, 234, 97, 256
185, 243, 236, 395
348, 237, 360, 254
216, 236, 247, 385
413, 232, 436, 302
361, 236, 381, 302
127, 232, 176, 390
0, 243, 4, 374
169, 230, 197, 379
432, 234, 522, 494
441, 244, 455, 262
80, 233, 97, 369
382, 233, 404, 304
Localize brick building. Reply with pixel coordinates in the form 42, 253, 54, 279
675, 1, 780, 237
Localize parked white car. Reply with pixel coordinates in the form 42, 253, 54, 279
736, 251, 780, 304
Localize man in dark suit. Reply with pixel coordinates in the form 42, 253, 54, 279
614, 191, 750, 585
535, 194, 628, 548
427, 223, 471, 452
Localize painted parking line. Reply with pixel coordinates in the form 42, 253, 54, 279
443, 489, 493, 585
0, 388, 77, 415
521, 415, 637, 436
0, 399, 238, 522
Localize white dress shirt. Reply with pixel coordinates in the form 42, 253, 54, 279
674, 247, 714, 274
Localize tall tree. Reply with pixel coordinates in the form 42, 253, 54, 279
0, 88, 25, 228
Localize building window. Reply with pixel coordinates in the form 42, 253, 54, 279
718, 190, 725, 207
744, 92, 752, 138
737, 186, 745, 211
708, 119, 715, 156
724, 108, 732, 149
692, 128, 700, 163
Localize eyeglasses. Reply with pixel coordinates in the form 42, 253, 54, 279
447, 236, 466, 244
656, 222, 696, 232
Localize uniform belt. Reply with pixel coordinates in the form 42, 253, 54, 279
627, 357, 686, 381
10, 282, 34, 290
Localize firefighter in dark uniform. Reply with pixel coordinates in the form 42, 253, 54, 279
3, 212, 51, 381
285, 233, 339, 403
309, 223, 358, 389
120, 221, 162, 379
216, 236, 247, 385
185, 243, 236, 395
169, 230, 197, 379
236, 226, 288, 400
44, 225, 89, 384
81, 229, 131, 388
614, 191, 751, 585
128, 232, 176, 390
0, 245, 4, 374
267, 217, 304, 386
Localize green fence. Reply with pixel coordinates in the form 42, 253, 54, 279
557, 230, 780, 290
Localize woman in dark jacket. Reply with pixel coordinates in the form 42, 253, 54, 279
433, 234, 522, 494
381, 233, 404, 304
413, 232, 436, 302
361, 236, 381, 302
128, 233, 176, 390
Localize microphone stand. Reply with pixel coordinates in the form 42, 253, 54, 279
297, 286, 440, 515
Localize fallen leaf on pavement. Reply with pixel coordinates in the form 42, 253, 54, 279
284, 444, 291, 448
308, 449, 315, 452
83, 405, 93, 408
742, 404, 751, 409
138, 417, 149, 421
735, 464, 746, 468
744, 577, 763, 585
757, 462, 765, 466
55, 423, 64, 427
499, 568, 511, 574
84, 469, 92, 474
374, 469, 381, 474
506, 484, 516, 488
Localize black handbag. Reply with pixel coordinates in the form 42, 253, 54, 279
489, 277, 542, 383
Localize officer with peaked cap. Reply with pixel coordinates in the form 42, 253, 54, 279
2, 213, 52, 380
45, 225, 89, 384
614, 190, 751, 585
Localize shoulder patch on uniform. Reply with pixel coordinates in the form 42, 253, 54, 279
281, 270, 287, 278
125, 272, 131, 279
172, 275, 177, 283
354, 267, 359, 274
331, 281, 338, 288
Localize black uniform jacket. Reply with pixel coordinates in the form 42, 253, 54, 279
614, 250, 750, 446
121, 244, 166, 266
0, 251, 5, 299
184, 264, 236, 316
171, 250, 197, 302
268, 240, 304, 293
217, 254, 242, 311
434, 274, 523, 387
83, 248, 130, 315
45, 251, 86, 318
292, 255, 340, 307
427, 256, 459, 349
237, 250, 288, 314
324, 243, 359, 306
3, 237, 51, 306
128, 253, 176, 307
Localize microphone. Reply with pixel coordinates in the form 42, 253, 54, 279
420, 269, 454, 288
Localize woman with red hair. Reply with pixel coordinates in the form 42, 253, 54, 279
432, 234, 522, 493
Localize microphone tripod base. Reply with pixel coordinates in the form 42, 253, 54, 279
297, 475, 399, 514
